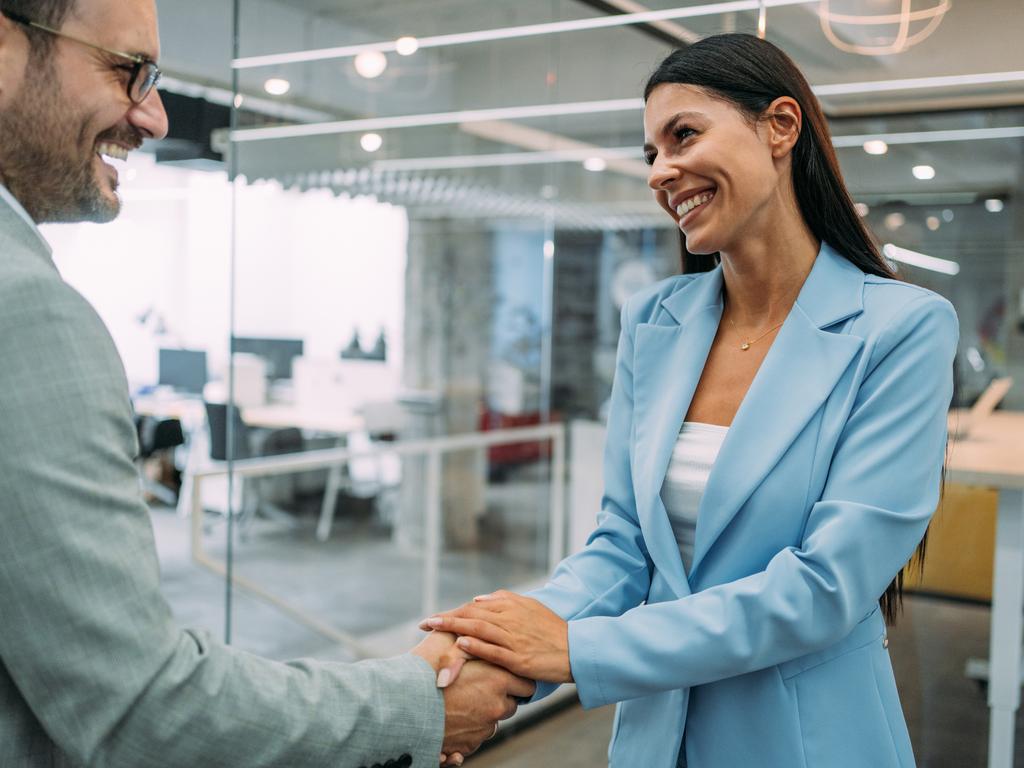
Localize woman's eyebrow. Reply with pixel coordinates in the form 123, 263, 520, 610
643, 110, 705, 155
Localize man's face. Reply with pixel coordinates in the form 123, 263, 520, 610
0, 0, 168, 224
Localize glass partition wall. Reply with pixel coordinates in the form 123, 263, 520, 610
128, 0, 1024, 756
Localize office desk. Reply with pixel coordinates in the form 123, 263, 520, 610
241, 404, 364, 435
947, 411, 1024, 768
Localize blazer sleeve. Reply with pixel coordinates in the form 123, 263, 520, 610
525, 299, 655, 700
566, 292, 958, 709
0, 269, 443, 767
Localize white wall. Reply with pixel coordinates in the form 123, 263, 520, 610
43, 153, 406, 394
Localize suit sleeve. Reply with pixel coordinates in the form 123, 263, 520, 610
525, 299, 654, 700
0, 271, 443, 767
566, 293, 958, 709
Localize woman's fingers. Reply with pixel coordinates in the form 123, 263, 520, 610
455, 635, 520, 673
428, 615, 511, 646
506, 673, 537, 700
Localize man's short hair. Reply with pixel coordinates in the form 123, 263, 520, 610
2, 1, 77, 55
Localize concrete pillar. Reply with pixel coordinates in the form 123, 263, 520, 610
397, 218, 493, 551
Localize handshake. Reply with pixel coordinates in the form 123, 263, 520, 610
410, 591, 574, 766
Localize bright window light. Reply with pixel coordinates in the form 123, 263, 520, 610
863, 140, 888, 155
583, 157, 607, 172
985, 198, 1005, 213
263, 78, 291, 96
926, 216, 941, 231
360, 132, 384, 152
354, 50, 388, 79
543, 239, 555, 258
912, 165, 936, 180
883, 244, 960, 275
395, 36, 419, 56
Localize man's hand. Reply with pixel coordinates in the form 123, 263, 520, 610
412, 631, 534, 766
440, 660, 535, 762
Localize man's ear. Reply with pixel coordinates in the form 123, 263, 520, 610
764, 96, 802, 159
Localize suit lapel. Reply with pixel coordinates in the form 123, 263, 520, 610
632, 268, 724, 596
688, 244, 866, 580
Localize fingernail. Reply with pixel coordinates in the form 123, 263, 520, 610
426, 617, 443, 628
436, 668, 452, 688
457, 637, 471, 649
453, 756, 464, 766
474, 593, 494, 601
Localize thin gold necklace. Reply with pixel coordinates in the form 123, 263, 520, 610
725, 303, 785, 351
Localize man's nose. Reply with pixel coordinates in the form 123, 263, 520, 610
129, 88, 169, 141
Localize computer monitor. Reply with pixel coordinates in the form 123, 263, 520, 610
231, 337, 304, 381
158, 348, 208, 394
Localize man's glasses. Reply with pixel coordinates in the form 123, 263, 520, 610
2, 10, 161, 104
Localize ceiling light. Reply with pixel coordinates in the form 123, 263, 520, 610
942, 209, 954, 222
883, 244, 960, 276
360, 132, 384, 152
926, 216, 940, 231
820, 0, 951, 56
884, 212, 905, 231
395, 36, 419, 56
263, 78, 291, 96
912, 165, 936, 180
234, 0, 817, 69
863, 140, 888, 155
543, 239, 555, 259
854, 202, 869, 217
985, 198, 1004, 213
354, 50, 388, 79
584, 157, 607, 172
233, 94, 244, 109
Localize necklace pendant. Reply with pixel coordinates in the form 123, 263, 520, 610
740, 342, 751, 351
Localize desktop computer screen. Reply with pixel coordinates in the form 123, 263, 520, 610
158, 348, 208, 394
231, 337, 304, 381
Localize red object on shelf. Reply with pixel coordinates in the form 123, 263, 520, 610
479, 408, 558, 466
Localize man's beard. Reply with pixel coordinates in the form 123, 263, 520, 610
0, 59, 122, 225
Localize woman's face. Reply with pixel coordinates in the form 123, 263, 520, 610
643, 83, 787, 255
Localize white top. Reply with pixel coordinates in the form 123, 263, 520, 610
660, 421, 729, 573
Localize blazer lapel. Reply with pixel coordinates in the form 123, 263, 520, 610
689, 244, 866, 580
632, 268, 724, 596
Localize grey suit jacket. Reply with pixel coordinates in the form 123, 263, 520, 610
0, 194, 443, 768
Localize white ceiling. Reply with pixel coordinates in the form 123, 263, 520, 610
154, 0, 1024, 227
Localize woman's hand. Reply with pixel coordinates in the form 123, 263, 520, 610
420, 590, 573, 684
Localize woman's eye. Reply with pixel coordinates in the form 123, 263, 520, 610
643, 151, 656, 166
674, 127, 696, 142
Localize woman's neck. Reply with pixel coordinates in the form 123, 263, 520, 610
718, 198, 820, 329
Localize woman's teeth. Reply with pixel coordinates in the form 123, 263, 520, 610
96, 142, 129, 161
676, 190, 715, 217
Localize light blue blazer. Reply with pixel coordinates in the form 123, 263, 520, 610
529, 243, 958, 767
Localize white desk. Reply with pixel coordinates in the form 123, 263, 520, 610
241, 404, 364, 435
946, 411, 1024, 768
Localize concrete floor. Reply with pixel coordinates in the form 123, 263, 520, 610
150, 496, 1022, 767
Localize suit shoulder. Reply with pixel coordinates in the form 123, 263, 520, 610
859, 276, 957, 335
622, 273, 700, 328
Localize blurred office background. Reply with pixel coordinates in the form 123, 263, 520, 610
43, 1, 1024, 765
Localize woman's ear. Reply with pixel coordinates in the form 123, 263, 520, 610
764, 96, 802, 159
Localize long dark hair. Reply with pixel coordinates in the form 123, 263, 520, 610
645, 33, 925, 624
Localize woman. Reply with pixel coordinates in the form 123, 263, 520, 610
425, 33, 957, 768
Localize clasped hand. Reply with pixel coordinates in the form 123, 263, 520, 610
412, 629, 535, 766
421, 590, 573, 684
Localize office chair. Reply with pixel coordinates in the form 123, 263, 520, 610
203, 402, 304, 537
135, 415, 185, 506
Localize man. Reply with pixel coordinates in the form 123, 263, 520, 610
0, 1, 532, 766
